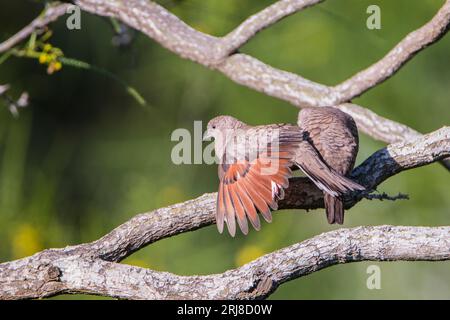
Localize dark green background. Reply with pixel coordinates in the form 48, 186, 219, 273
0, 0, 449, 299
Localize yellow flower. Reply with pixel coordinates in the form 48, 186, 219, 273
43, 43, 52, 52
47, 61, 62, 75
38, 53, 48, 64
54, 61, 62, 71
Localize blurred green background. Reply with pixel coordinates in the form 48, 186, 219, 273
0, 0, 449, 299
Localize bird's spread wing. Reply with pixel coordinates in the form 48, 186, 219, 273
217, 140, 297, 237
293, 140, 365, 197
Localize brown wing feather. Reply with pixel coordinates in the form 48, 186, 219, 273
228, 184, 249, 235
217, 155, 294, 236
216, 183, 225, 234
216, 125, 305, 236
235, 182, 260, 230
223, 184, 237, 237
293, 140, 365, 196
239, 172, 272, 222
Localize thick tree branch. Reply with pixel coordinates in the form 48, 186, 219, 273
337, 103, 424, 144
337, 104, 450, 171
350, 126, 450, 187
1, 225, 449, 300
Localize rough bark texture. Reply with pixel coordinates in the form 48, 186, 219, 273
1, 225, 449, 300
0, 0, 449, 300
0, 127, 449, 300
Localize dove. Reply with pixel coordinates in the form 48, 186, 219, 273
298, 107, 360, 225
204, 114, 364, 236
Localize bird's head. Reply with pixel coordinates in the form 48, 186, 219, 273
203, 115, 247, 141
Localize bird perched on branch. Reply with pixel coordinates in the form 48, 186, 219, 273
298, 107, 360, 225
204, 111, 364, 236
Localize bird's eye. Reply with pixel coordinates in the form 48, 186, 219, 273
212, 125, 216, 129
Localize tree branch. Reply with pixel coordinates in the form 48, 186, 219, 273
1, 225, 448, 300
279, 126, 450, 210
336, 104, 450, 171
222, 0, 324, 54
337, 103, 424, 144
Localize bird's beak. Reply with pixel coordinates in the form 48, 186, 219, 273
203, 129, 213, 141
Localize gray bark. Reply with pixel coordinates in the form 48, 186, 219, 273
1, 226, 449, 300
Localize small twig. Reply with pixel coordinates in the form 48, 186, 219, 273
222, 0, 324, 54
363, 192, 409, 202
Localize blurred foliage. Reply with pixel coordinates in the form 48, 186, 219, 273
235, 245, 267, 267
0, 0, 449, 299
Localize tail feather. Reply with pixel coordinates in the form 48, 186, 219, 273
324, 193, 344, 224
294, 141, 365, 197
